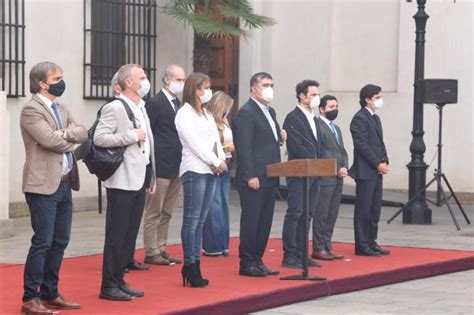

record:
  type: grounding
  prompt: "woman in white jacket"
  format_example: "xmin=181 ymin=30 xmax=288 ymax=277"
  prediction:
xmin=174 ymin=72 xmax=226 ymax=287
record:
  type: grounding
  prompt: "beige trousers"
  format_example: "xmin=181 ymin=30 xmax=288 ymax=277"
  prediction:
xmin=143 ymin=177 xmax=181 ymax=257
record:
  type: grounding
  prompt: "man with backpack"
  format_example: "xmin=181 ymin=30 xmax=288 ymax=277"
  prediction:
xmin=94 ymin=64 xmax=156 ymax=301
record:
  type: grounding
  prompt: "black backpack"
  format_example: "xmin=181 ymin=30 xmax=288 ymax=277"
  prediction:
xmin=75 ymin=98 xmax=137 ymax=181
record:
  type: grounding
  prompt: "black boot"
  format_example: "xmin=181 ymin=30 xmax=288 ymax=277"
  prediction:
xmin=181 ymin=263 xmax=206 ymax=288
xmin=196 ymin=260 xmax=209 ymax=286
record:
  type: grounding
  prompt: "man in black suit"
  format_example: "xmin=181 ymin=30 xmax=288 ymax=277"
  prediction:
xmin=312 ymin=95 xmax=348 ymax=261
xmin=281 ymin=80 xmax=322 ymax=269
xmin=143 ymin=65 xmax=185 ymax=265
xmin=349 ymin=84 xmax=390 ymax=256
xmin=233 ymin=72 xmax=287 ymax=277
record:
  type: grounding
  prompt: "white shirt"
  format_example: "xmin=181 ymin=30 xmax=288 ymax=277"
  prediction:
xmin=175 ymin=103 xmax=225 ymax=176
xmin=121 ymin=94 xmax=151 ymax=164
xmin=162 ymin=88 xmax=179 ymax=112
xmin=36 ymin=93 xmax=71 ymax=175
xmin=297 ymin=104 xmax=317 ymax=140
xmin=222 ymin=124 xmax=233 ymax=159
xmin=252 ymin=97 xmax=278 ymax=142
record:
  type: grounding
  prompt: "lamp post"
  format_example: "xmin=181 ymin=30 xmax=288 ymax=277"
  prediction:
xmin=405 ymin=0 xmax=432 ymax=224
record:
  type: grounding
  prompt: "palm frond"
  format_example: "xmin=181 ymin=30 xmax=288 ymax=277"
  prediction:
xmin=159 ymin=0 xmax=274 ymax=39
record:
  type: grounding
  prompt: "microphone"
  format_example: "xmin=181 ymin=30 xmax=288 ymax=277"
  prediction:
xmin=288 ymin=124 xmax=318 ymax=159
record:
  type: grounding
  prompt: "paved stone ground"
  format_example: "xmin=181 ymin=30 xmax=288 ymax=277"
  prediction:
xmin=1 ymin=188 xmax=473 ymax=314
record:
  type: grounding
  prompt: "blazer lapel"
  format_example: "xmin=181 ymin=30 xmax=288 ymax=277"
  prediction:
xmin=335 ymin=124 xmax=345 ymax=150
xmin=32 ymin=95 xmax=59 ymax=129
xmin=250 ymin=99 xmax=278 ymax=143
xmin=295 ymin=107 xmax=317 ymax=143
xmin=362 ymin=108 xmax=383 ymax=142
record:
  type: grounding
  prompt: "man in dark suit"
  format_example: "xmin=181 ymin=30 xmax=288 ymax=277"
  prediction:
xmin=233 ymin=72 xmax=287 ymax=277
xmin=143 ymin=65 xmax=185 ymax=266
xmin=312 ymin=95 xmax=349 ymax=261
xmin=20 ymin=62 xmax=87 ymax=314
xmin=281 ymin=80 xmax=322 ymax=269
xmin=349 ymin=84 xmax=390 ymax=256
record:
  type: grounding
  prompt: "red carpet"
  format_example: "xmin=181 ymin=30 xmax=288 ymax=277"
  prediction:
xmin=1 ymin=239 xmax=473 ymax=314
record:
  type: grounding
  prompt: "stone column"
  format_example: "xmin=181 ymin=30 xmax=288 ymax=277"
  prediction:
xmin=0 ymin=92 xmax=13 ymax=238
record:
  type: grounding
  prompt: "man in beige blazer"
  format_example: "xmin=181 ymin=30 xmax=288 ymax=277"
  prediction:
xmin=20 ymin=62 xmax=87 ymax=315
xmin=95 ymin=64 xmax=156 ymax=301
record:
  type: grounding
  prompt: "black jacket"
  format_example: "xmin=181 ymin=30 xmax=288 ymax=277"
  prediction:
xmin=145 ymin=90 xmax=182 ymax=179
xmin=233 ymin=98 xmax=282 ymax=187
xmin=283 ymin=106 xmax=322 ymax=161
xmin=349 ymin=107 xmax=388 ymax=180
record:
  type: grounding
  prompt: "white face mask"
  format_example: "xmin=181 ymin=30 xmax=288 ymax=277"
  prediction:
xmin=374 ymin=98 xmax=384 ymax=109
xmin=199 ymin=88 xmax=213 ymax=104
xmin=169 ymin=80 xmax=184 ymax=95
xmin=137 ymin=79 xmax=151 ymax=98
xmin=261 ymin=87 xmax=274 ymax=102
xmin=310 ymin=95 xmax=320 ymax=109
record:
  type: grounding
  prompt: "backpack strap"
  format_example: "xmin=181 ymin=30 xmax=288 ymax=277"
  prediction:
xmin=115 ymin=98 xmax=138 ymax=129
xmin=88 ymin=98 xmax=137 ymax=138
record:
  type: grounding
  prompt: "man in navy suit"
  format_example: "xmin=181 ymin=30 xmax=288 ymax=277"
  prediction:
xmin=143 ymin=65 xmax=185 ymax=265
xmin=281 ymin=80 xmax=322 ymax=269
xmin=233 ymin=72 xmax=287 ymax=277
xmin=349 ymin=84 xmax=390 ymax=256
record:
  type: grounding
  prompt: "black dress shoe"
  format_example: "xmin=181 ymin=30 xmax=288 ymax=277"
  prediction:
xmin=99 ymin=288 xmax=132 ymax=301
xmin=307 ymin=258 xmax=322 ymax=268
xmin=258 ymin=264 xmax=280 ymax=276
xmin=119 ymin=284 xmax=144 ymax=297
xmin=355 ymin=248 xmax=382 ymax=256
xmin=239 ymin=266 xmax=266 ymax=277
xmin=281 ymin=256 xmax=302 ymax=269
xmin=126 ymin=260 xmax=150 ymax=271
xmin=372 ymin=245 xmax=390 ymax=255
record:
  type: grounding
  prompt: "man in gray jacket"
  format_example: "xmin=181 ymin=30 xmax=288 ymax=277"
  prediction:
xmin=95 ymin=64 xmax=156 ymax=301
xmin=312 ymin=95 xmax=348 ymax=261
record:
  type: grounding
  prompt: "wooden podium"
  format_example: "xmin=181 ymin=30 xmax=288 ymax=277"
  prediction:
xmin=267 ymin=159 xmax=337 ymax=281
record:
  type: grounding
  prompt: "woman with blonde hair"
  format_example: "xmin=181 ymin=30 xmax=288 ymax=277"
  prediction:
xmin=175 ymin=73 xmax=227 ymax=287
xmin=202 ymin=91 xmax=235 ymax=257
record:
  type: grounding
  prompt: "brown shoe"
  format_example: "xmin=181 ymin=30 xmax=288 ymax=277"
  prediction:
xmin=144 ymin=254 xmax=172 ymax=265
xmin=328 ymin=249 xmax=344 ymax=259
xmin=311 ymin=250 xmax=334 ymax=260
xmin=161 ymin=251 xmax=182 ymax=264
xmin=42 ymin=295 xmax=80 ymax=310
xmin=21 ymin=299 xmax=53 ymax=314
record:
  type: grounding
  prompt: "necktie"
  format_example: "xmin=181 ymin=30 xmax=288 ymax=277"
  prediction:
xmin=51 ymin=103 xmax=73 ymax=169
xmin=172 ymin=98 xmax=180 ymax=112
xmin=329 ymin=121 xmax=340 ymax=145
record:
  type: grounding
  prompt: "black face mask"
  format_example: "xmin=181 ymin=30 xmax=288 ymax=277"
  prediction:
xmin=47 ymin=80 xmax=66 ymax=97
xmin=325 ymin=109 xmax=338 ymax=121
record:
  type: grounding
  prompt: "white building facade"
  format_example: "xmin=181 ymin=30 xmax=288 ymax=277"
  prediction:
xmin=1 ymin=0 xmax=472 ymax=236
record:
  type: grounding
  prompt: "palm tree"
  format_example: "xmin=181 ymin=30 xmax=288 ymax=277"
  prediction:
xmin=160 ymin=0 xmax=275 ymax=73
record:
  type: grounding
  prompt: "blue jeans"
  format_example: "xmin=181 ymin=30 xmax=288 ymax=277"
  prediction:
xmin=282 ymin=177 xmax=319 ymax=260
xmin=181 ymin=171 xmax=217 ymax=263
xmin=203 ymin=171 xmax=230 ymax=254
xmin=23 ymin=181 xmax=72 ymax=302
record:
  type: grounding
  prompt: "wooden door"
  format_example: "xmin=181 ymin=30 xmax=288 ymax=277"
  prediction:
xmin=208 ymin=36 xmax=240 ymax=105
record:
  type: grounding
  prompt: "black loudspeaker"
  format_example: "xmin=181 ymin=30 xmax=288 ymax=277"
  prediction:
xmin=417 ymin=79 xmax=458 ymax=104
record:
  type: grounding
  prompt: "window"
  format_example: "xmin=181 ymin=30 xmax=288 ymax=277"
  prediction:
xmin=83 ymin=0 xmax=157 ymax=100
xmin=0 ymin=0 xmax=26 ymax=98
